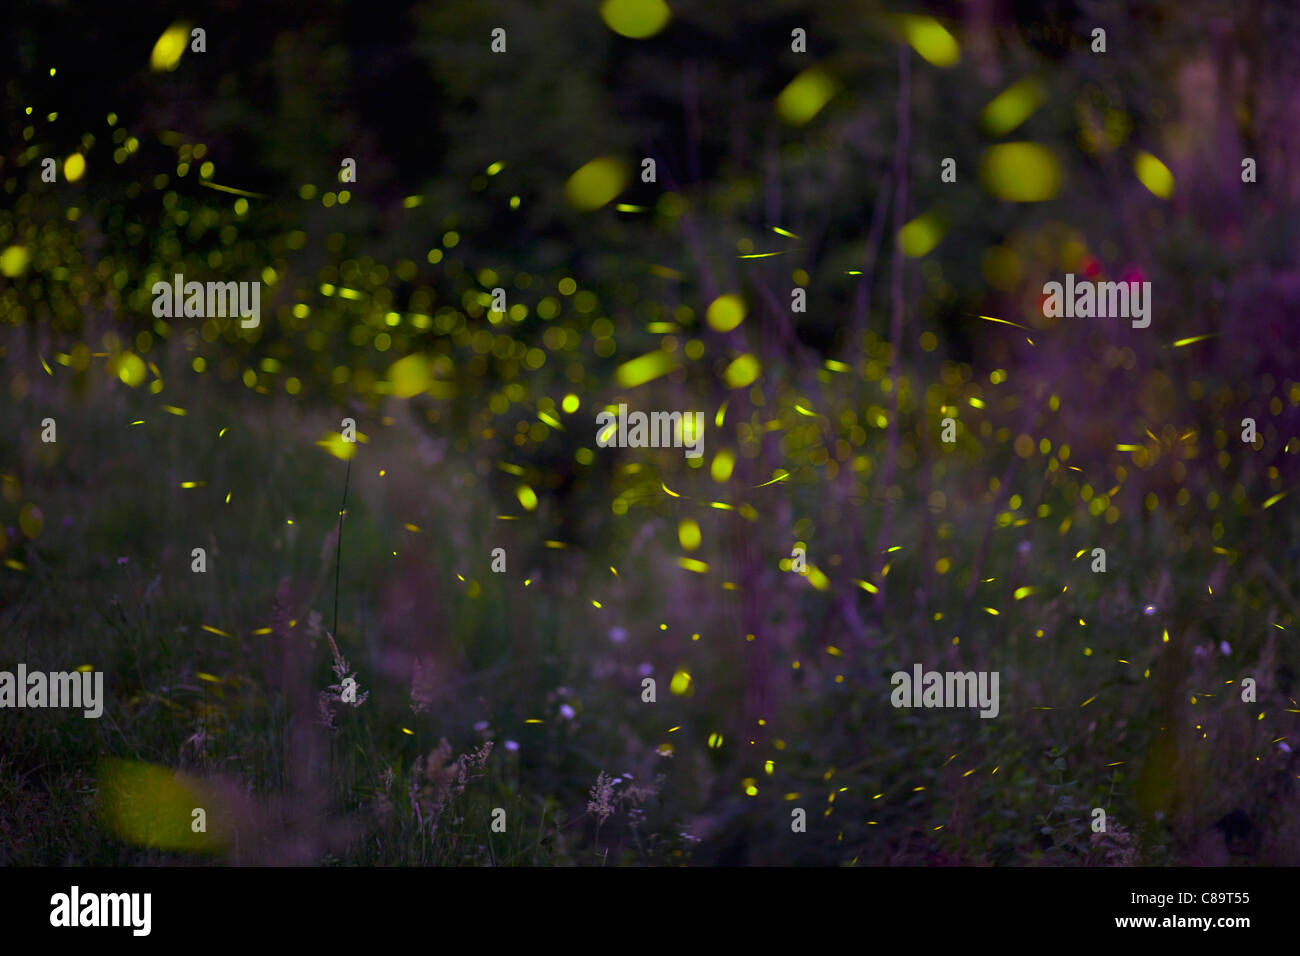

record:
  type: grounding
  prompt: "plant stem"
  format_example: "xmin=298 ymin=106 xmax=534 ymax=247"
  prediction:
xmin=333 ymin=454 xmax=352 ymax=641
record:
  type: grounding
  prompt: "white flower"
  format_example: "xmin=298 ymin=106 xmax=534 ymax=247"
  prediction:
xmin=1219 ymin=641 xmax=1231 ymax=656
xmin=560 ymin=703 xmax=576 ymax=720
xmin=609 ymin=626 xmax=628 ymax=644
xmin=505 ymin=739 xmax=519 ymax=752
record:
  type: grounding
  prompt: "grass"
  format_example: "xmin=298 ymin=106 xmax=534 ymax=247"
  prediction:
xmin=1 ymin=318 xmax=1298 ymax=867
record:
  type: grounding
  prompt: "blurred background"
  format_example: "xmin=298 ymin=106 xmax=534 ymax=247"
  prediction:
xmin=1 ymin=0 xmax=1299 ymax=865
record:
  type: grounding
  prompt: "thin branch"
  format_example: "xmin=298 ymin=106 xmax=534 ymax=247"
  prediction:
xmin=851 ymin=173 xmax=894 ymax=335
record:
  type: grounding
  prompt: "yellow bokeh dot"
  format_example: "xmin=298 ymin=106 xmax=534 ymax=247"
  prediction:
xmin=150 ymin=24 xmax=188 ymax=72
xmin=517 ymin=485 xmax=538 ymax=511
xmin=1134 ymin=151 xmax=1175 ymax=199
xmin=776 ymin=66 xmax=840 ymax=126
xmin=898 ymin=212 xmax=945 ymax=257
xmin=63 ymin=153 xmax=86 ymax=182
xmin=0 ymin=246 xmax=30 ymax=277
xmin=711 ymin=449 xmax=735 ymax=483
xmin=723 ymin=353 xmax=761 ymax=388
xmin=115 ymin=352 xmax=147 ymax=387
xmin=564 ymin=157 xmax=629 ymax=212
xmin=980 ymin=142 xmax=1061 ymax=202
xmin=899 ymin=15 xmax=960 ymax=67
xmin=600 ymin=0 xmax=671 ymax=39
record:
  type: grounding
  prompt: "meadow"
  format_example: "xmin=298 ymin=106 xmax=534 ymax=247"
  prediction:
xmin=2 ymin=0 xmax=1298 ymax=867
